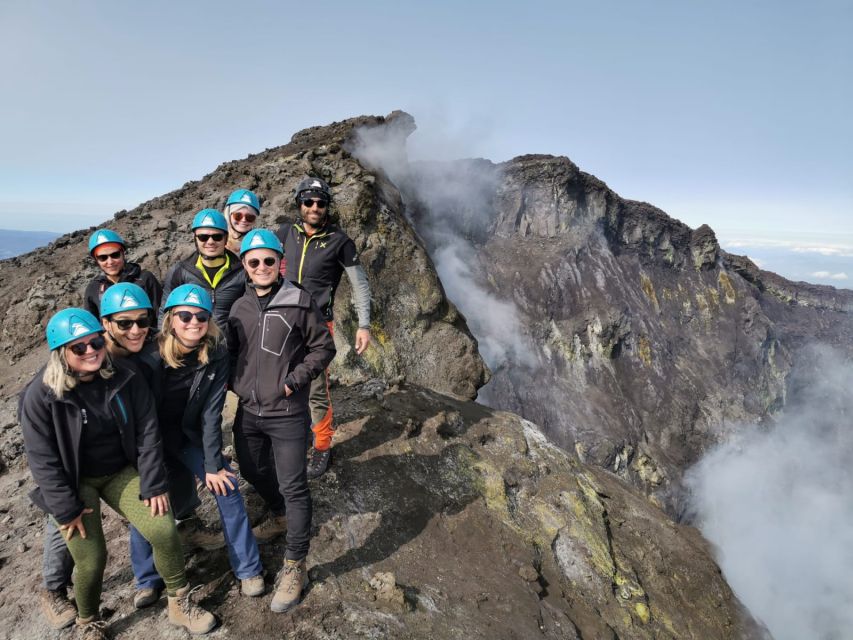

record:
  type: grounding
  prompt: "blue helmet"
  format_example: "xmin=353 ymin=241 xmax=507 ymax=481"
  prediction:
xmin=191 ymin=209 xmax=228 ymax=232
xmin=163 ymin=284 xmax=213 ymax=314
xmin=99 ymin=283 xmax=153 ymax=318
xmin=87 ymin=229 xmax=126 ymax=255
xmin=46 ymin=308 xmax=104 ymax=350
xmin=239 ymin=229 xmax=283 ymax=257
xmin=226 ymin=189 xmax=260 ymax=213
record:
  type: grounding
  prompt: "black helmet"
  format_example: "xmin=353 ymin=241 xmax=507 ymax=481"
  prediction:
xmin=294 ymin=177 xmax=331 ymax=203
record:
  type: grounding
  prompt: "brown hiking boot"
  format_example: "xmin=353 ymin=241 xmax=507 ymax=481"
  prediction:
xmin=75 ymin=616 xmax=110 ymax=640
xmin=178 ymin=519 xmax=225 ymax=552
xmin=168 ymin=585 xmax=216 ymax=635
xmin=270 ymin=558 xmax=308 ymax=612
xmin=252 ymin=514 xmax=287 ymax=543
xmin=133 ymin=586 xmax=161 ymax=609
xmin=40 ymin=587 xmax=76 ymax=630
xmin=240 ymin=573 xmax=265 ymax=597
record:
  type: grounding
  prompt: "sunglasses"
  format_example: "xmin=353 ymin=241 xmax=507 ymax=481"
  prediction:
xmin=231 ymin=211 xmax=257 ymax=223
xmin=195 ymin=233 xmax=225 ymax=243
xmin=67 ymin=335 xmax=106 ymax=356
xmin=300 ymin=198 xmax=328 ymax=209
xmin=95 ymin=251 xmax=123 ymax=262
xmin=111 ymin=317 xmax=151 ymax=330
xmin=174 ymin=310 xmax=210 ymax=324
xmin=246 ymin=256 xmax=278 ymax=269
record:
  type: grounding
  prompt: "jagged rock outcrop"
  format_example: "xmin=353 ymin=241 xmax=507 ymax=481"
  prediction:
xmin=0 ymin=111 xmax=487 ymax=400
xmin=398 ymin=145 xmax=853 ymax=515
xmin=0 ymin=383 xmax=768 ymax=639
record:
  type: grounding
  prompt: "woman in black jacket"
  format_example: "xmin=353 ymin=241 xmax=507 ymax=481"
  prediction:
xmin=153 ymin=284 xmax=264 ymax=597
xmin=19 ymin=308 xmax=215 ymax=639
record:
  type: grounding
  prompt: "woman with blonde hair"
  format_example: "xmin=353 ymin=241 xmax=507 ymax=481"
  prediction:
xmin=19 ymin=308 xmax=215 ymax=639
xmin=153 ymin=284 xmax=264 ymax=597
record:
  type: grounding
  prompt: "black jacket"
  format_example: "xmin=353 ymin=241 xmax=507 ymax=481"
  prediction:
xmin=83 ymin=262 xmax=163 ymax=318
xmin=144 ymin=343 xmax=230 ymax=474
xmin=159 ymin=250 xmax=246 ymax=329
xmin=18 ymin=360 xmax=168 ymax=524
xmin=275 ymin=221 xmax=363 ymax=322
xmin=227 ymin=279 xmax=336 ymax=418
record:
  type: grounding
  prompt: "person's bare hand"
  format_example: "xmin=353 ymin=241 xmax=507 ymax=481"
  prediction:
xmin=143 ymin=493 xmax=170 ymax=517
xmin=355 ymin=328 xmax=371 ymax=355
xmin=59 ymin=508 xmax=94 ymax=540
xmin=205 ymin=469 xmax=238 ymax=496
xmin=284 ymin=385 xmax=293 ymax=397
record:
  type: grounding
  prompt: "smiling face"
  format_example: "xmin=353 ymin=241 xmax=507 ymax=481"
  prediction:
xmin=194 ymin=227 xmax=226 ymax=259
xmin=170 ymin=305 xmax=209 ymax=347
xmin=298 ymin=192 xmax=329 ymax=229
xmin=229 ymin=205 xmax=257 ymax=234
xmin=103 ymin=309 xmax=150 ymax=353
xmin=64 ymin=334 xmax=106 ymax=374
xmin=242 ymin=248 xmax=280 ymax=289
xmin=93 ymin=243 xmax=126 ymax=278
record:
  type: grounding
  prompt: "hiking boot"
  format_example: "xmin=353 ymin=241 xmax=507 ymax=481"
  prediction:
xmin=168 ymin=585 xmax=216 ymax=635
xmin=252 ymin=514 xmax=287 ymax=543
xmin=40 ymin=587 xmax=76 ymax=630
xmin=240 ymin=574 xmax=265 ymax=597
xmin=178 ymin=519 xmax=225 ymax=552
xmin=133 ymin=586 xmax=161 ymax=609
xmin=75 ymin=616 xmax=110 ymax=640
xmin=270 ymin=558 xmax=308 ymax=613
xmin=306 ymin=447 xmax=332 ymax=479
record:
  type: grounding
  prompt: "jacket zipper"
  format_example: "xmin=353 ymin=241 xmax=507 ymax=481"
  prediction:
xmin=296 ymin=227 xmax=329 ymax=284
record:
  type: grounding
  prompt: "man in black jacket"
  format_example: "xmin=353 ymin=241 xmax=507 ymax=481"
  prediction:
xmin=159 ymin=209 xmax=246 ymax=329
xmin=227 ymin=229 xmax=335 ymax=613
xmin=275 ymin=177 xmax=372 ymax=479
xmin=83 ymin=229 xmax=162 ymax=318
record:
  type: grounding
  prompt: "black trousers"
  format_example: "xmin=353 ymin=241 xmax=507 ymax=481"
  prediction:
xmin=232 ymin=407 xmax=312 ymax=560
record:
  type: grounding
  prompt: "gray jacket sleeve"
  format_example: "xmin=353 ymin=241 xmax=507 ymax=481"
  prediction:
xmin=344 ymin=264 xmax=371 ymax=329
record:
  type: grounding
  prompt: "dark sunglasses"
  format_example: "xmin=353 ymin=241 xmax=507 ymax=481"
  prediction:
xmin=95 ymin=251 xmax=123 ymax=262
xmin=111 ymin=317 xmax=151 ymax=330
xmin=174 ymin=310 xmax=210 ymax=324
xmin=195 ymin=233 xmax=225 ymax=243
xmin=67 ymin=335 xmax=106 ymax=356
xmin=300 ymin=198 xmax=328 ymax=209
xmin=231 ymin=211 xmax=257 ymax=223
xmin=246 ymin=256 xmax=278 ymax=269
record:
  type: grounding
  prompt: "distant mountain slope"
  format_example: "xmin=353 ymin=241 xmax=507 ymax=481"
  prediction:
xmin=0 ymin=229 xmax=60 ymax=259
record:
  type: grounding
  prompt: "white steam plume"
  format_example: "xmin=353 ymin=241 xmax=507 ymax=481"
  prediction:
xmin=686 ymin=344 xmax=853 ymax=640
xmin=351 ymin=120 xmax=538 ymax=373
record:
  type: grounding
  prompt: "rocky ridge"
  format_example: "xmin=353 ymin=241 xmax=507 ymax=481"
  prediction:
xmin=0 ymin=382 xmax=768 ymax=639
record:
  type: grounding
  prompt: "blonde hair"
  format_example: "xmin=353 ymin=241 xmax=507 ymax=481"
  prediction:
xmin=158 ymin=309 xmax=222 ymax=368
xmin=42 ymin=346 xmax=115 ymax=399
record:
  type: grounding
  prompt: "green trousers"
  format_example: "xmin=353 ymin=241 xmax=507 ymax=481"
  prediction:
xmin=55 ymin=466 xmax=186 ymax=618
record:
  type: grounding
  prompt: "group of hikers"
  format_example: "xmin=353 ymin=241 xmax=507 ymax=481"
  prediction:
xmin=18 ymin=177 xmax=373 ymax=639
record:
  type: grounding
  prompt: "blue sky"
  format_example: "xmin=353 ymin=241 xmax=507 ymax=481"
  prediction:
xmin=0 ymin=0 xmax=850 ymax=285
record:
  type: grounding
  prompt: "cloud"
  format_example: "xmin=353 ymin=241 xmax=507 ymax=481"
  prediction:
xmin=811 ymin=271 xmax=849 ymax=280
xmin=686 ymin=345 xmax=853 ymax=640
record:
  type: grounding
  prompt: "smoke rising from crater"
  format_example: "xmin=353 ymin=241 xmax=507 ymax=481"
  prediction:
xmin=351 ymin=121 xmax=538 ymax=374
xmin=687 ymin=344 xmax=853 ymax=640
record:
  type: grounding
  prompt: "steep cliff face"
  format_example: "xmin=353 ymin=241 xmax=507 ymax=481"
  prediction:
xmin=401 ymin=150 xmax=853 ymax=515
xmin=0 ymin=112 xmax=487 ymax=400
